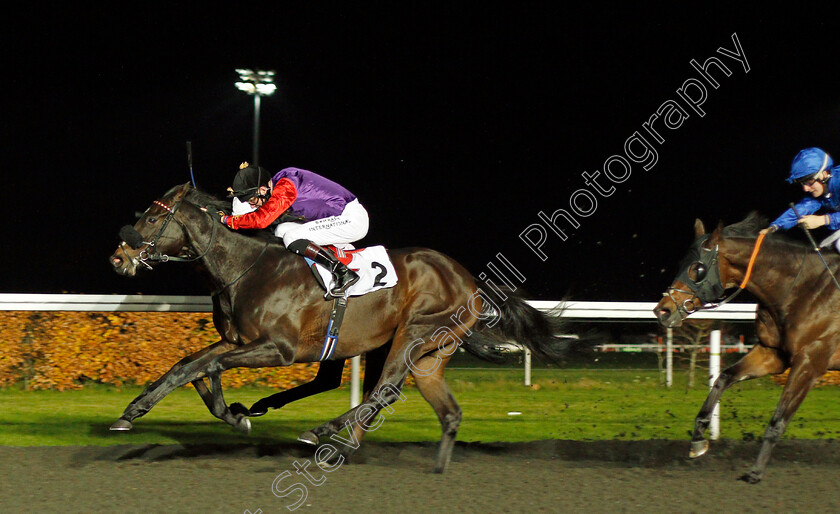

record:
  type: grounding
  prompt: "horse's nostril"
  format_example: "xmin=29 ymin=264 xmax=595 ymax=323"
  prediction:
xmin=658 ymin=308 xmax=671 ymax=319
xmin=112 ymin=256 xmax=123 ymax=268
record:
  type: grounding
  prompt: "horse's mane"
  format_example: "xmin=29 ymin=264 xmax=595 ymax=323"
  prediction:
xmin=181 ymin=186 xmax=288 ymax=244
xmin=721 ymin=211 xmax=767 ymax=238
xmin=182 ymin=187 xmax=231 ymax=214
xmin=722 ymin=211 xmax=835 ymax=259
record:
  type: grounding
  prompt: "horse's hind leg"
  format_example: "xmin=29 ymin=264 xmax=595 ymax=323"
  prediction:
xmin=247 ymin=359 xmax=347 ymax=417
xmin=689 ymin=343 xmax=786 ymax=458
xmin=361 ymin=341 xmax=390 ymax=399
xmin=741 ymin=352 xmax=827 ymax=483
xmin=300 ymin=336 xmax=422 ymax=457
xmin=301 ymin=375 xmax=408 ymax=459
xmin=303 ymin=323 xmax=467 ymax=471
xmin=411 ymin=352 xmax=460 ymax=473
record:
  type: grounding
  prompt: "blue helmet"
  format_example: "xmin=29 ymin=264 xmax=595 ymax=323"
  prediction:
xmin=787 ymin=147 xmax=833 ymax=183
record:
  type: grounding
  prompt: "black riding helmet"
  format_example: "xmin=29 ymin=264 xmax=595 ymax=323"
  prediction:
xmin=228 ymin=163 xmax=272 ymax=202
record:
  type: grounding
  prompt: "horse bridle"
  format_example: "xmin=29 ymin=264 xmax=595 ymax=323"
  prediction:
xmin=120 ymin=191 xmax=270 ymax=295
xmin=664 ymin=233 xmax=769 ymax=319
xmin=120 ymin=194 xmax=216 ymax=270
xmin=663 ymin=235 xmax=731 ymax=318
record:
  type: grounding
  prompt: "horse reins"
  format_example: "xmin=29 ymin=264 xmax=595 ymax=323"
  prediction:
xmin=134 ymin=197 xmax=217 ymax=267
xmin=210 ymin=241 xmax=270 ymax=297
xmin=124 ymin=191 xmax=270 ymax=295
xmin=667 ymin=232 xmax=766 ymax=317
xmin=710 ymin=231 xmax=766 ymax=308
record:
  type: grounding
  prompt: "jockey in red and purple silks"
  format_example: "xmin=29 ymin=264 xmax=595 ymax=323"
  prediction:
xmin=222 ymin=163 xmax=369 ymax=297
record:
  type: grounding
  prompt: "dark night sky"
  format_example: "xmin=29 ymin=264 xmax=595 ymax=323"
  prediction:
xmin=3 ymin=6 xmax=839 ymax=302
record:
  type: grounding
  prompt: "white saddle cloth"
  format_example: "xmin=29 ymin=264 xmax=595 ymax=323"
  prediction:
xmin=315 ymin=245 xmax=398 ymax=297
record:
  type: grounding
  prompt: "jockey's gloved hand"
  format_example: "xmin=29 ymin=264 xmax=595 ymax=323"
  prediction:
xmin=799 ymin=214 xmax=829 ymax=230
xmin=217 ymin=211 xmax=228 ymax=224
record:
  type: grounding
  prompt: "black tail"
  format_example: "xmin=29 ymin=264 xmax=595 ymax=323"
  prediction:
xmin=461 ymin=287 xmax=592 ymax=364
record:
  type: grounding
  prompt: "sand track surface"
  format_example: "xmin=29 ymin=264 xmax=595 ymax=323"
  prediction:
xmin=2 ymin=440 xmax=839 ymax=512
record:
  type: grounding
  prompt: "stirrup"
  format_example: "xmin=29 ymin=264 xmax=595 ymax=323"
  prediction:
xmin=325 ymin=289 xmax=346 ymax=300
xmin=325 ymin=271 xmax=359 ymax=299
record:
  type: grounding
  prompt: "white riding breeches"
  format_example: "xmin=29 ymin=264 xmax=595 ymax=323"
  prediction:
xmin=819 ymin=229 xmax=840 ymax=253
xmin=274 ymin=199 xmax=370 ymax=247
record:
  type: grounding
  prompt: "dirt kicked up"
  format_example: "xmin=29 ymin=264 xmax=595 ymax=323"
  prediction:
xmin=1 ymin=439 xmax=839 ymax=512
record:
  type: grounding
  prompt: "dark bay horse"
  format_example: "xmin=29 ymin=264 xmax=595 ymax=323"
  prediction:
xmin=109 ymin=183 xmax=577 ymax=473
xmin=655 ymin=212 xmax=840 ymax=483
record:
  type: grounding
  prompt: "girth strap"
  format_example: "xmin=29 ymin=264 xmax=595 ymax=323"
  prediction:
xmin=319 ymin=295 xmax=348 ymax=361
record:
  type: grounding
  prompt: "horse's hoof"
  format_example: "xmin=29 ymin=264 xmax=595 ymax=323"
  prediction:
xmin=229 ymin=402 xmax=251 ymax=417
xmin=235 ymin=416 xmax=252 ymax=435
xmin=297 ymin=431 xmax=319 ymax=446
xmin=689 ymin=439 xmax=709 ymax=459
xmin=110 ymin=419 xmax=133 ymax=431
xmin=248 ymin=399 xmax=272 ymax=417
xmin=247 ymin=404 xmax=268 ymax=418
xmin=316 ymin=450 xmax=348 ymax=470
xmin=738 ymin=471 xmax=762 ymax=484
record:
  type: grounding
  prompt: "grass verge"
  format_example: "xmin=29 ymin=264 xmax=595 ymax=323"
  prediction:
xmin=1 ymin=368 xmax=839 ymax=446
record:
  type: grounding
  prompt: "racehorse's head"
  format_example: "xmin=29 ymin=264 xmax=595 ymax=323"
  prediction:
xmin=110 ymin=183 xmax=194 ymax=277
xmin=654 ymin=219 xmax=732 ymax=328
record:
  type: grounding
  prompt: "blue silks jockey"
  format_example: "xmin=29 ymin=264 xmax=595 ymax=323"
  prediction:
xmin=762 ymin=147 xmax=840 ymax=251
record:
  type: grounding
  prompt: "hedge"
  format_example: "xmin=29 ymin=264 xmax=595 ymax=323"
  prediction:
xmin=0 ymin=311 xmax=346 ymax=391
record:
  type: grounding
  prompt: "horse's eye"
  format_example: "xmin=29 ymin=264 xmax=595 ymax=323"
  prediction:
xmin=688 ymin=262 xmax=707 ymax=282
xmin=147 ymin=217 xmax=158 ymax=224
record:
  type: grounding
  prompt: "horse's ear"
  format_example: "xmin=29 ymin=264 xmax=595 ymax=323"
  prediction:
xmin=694 ymin=219 xmax=706 ymax=238
xmin=175 ymin=182 xmax=192 ymax=199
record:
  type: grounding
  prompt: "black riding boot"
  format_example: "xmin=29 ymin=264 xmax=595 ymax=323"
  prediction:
xmin=287 ymin=239 xmax=359 ymax=298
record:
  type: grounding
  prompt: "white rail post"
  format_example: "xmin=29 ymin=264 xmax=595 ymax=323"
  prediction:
xmin=524 ymin=348 xmax=532 ymax=386
xmin=350 ymin=355 xmax=361 ymax=408
xmin=666 ymin=328 xmax=673 ymax=388
xmin=709 ymin=329 xmax=721 ymax=440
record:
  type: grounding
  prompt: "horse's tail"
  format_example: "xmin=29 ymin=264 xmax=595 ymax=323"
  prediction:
xmin=461 ymin=286 xmax=594 ymax=364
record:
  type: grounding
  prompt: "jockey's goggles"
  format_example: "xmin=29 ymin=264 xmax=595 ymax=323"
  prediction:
xmin=795 ymin=173 xmax=821 ymax=187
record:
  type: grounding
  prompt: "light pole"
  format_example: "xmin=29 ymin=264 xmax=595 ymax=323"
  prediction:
xmin=235 ymin=68 xmax=276 ymax=167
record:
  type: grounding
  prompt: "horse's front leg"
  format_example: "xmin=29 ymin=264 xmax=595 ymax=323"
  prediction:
xmin=110 ymin=340 xmax=236 ymax=431
xmin=740 ymin=351 xmax=826 ymax=483
xmin=111 ymin=337 xmax=297 ymax=431
xmin=690 ymin=344 xmax=786 ymax=458
xmin=191 ymin=373 xmax=252 ymax=434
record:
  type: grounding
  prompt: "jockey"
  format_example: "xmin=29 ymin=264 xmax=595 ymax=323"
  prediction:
xmin=221 ymin=162 xmax=369 ymax=297
xmin=761 ymin=147 xmax=840 ymax=250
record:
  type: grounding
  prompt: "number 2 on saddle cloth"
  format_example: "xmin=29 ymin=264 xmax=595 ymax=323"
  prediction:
xmin=306 ymin=245 xmax=398 ymax=360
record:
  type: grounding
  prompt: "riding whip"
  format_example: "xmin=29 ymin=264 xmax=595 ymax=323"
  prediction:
xmin=186 ymin=141 xmax=197 ymax=188
xmin=790 ymin=203 xmax=840 ymax=293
